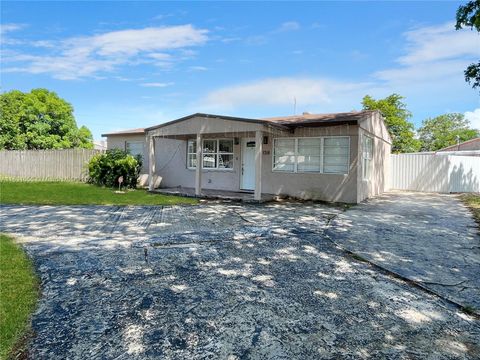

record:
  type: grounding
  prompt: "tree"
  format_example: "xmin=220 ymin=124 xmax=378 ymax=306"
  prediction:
xmin=362 ymin=94 xmax=420 ymax=153
xmin=417 ymin=113 xmax=479 ymax=151
xmin=455 ymin=0 xmax=480 ymax=90
xmin=0 ymin=88 xmax=93 ymax=150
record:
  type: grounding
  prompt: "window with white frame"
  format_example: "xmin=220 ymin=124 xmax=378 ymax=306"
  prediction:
xmin=323 ymin=137 xmax=350 ymax=174
xmin=273 ymin=137 xmax=350 ymax=174
xmin=217 ymin=139 xmax=234 ymax=169
xmin=126 ymin=141 xmax=144 ymax=159
xmin=187 ymin=139 xmax=197 ymax=168
xmin=273 ymin=138 xmax=295 ymax=172
xmin=362 ymin=135 xmax=373 ymax=180
xmin=203 ymin=139 xmax=217 ymax=168
xmin=297 ymin=138 xmax=322 ymax=172
xmin=187 ymin=139 xmax=234 ymax=170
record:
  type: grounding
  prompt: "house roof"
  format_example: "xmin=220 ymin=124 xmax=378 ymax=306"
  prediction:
xmin=437 ymin=137 xmax=480 ymax=152
xmin=144 ymin=113 xmax=288 ymax=132
xmin=103 ymin=110 xmax=378 ymax=137
xmin=101 ymin=128 xmax=145 ymax=136
xmin=262 ymin=110 xmax=376 ymax=126
xmin=144 ymin=110 xmax=376 ymax=132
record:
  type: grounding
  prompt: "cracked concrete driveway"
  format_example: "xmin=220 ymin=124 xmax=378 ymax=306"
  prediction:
xmin=327 ymin=191 xmax=480 ymax=313
xmin=1 ymin=201 xmax=479 ymax=359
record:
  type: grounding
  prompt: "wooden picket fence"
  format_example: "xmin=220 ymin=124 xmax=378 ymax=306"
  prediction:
xmin=0 ymin=149 xmax=103 ymax=181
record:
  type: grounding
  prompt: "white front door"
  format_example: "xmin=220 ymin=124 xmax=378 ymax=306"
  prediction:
xmin=241 ymin=138 xmax=256 ymax=190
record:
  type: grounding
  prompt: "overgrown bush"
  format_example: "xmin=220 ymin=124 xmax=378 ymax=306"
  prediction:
xmin=88 ymin=149 xmax=142 ymax=188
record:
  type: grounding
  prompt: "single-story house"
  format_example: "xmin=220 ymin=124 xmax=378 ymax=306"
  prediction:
xmin=102 ymin=110 xmax=392 ymax=203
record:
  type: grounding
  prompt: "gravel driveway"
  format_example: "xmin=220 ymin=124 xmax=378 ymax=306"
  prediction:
xmin=1 ymin=201 xmax=479 ymax=359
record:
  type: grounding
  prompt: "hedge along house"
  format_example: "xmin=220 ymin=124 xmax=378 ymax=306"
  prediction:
xmin=102 ymin=110 xmax=392 ymax=203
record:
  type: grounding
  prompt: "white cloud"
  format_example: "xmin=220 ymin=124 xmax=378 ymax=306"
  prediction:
xmin=189 ymin=65 xmax=208 ymax=71
xmin=199 ymin=22 xmax=478 ymax=115
xmin=276 ymin=21 xmax=300 ymax=32
xmin=0 ymin=23 xmax=25 ymax=35
xmin=200 ymin=77 xmax=372 ymax=111
xmin=0 ymin=24 xmax=27 ymax=46
xmin=140 ymin=82 xmax=174 ymax=87
xmin=375 ymin=21 xmax=479 ymax=86
xmin=221 ymin=37 xmax=241 ymax=43
xmin=3 ymin=25 xmax=208 ymax=80
xmin=465 ymin=108 xmax=480 ymax=131
xmin=147 ymin=53 xmax=172 ymax=60
xmin=83 ymin=26 xmax=207 ymax=56
xmin=114 ymin=76 xmax=145 ymax=82
xmin=399 ymin=22 xmax=478 ymax=65
xmin=31 ymin=40 xmax=56 ymax=48
xmin=375 ymin=59 xmax=471 ymax=84
xmin=152 ymin=13 xmax=173 ymax=21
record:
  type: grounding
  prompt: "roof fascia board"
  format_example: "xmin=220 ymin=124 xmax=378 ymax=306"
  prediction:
xmin=145 ymin=113 xmax=289 ymax=133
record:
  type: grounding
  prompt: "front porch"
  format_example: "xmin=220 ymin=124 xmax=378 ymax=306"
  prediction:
xmin=145 ymin=113 xmax=290 ymax=201
xmin=154 ymin=187 xmax=276 ymax=203
xmin=148 ymin=130 xmax=266 ymax=200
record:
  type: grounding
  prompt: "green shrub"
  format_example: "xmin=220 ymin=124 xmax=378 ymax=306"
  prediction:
xmin=88 ymin=149 xmax=142 ymax=188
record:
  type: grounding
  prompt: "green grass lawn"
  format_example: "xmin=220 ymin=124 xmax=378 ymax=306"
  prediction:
xmin=0 ymin=181 xmax=198 ymax=206
xmin=461 ymin=194 xmax=480 ymax=230
xmin=0 ymin=234 xmax=39 ymax=360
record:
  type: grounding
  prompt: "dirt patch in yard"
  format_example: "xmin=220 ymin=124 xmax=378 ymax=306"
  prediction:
xmin=461 ymin=194 xmax=480 ymax=233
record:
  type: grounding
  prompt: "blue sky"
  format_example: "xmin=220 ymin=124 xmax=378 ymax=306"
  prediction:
xmin=2 ymin=1 xmax=479 ymax=140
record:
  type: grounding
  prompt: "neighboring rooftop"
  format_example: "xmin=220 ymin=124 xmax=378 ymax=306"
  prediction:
xmin=101 ymin=128 xmax=145 ymax=136
xmin=437 ymin=137 xmax=480 ymax=152
xmin=93 ymin=140 xmax=107 ymax=150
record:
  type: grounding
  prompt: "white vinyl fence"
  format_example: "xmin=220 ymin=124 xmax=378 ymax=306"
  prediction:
xmin=0 ymin=149 xmax=103 ymax=181
xmin=390 ymin=153 xmax=480 ymax=193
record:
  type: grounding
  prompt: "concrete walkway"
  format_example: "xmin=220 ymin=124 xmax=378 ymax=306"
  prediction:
xmin=327 ymin=191 xmax=480 ymax=313
xmin=1 ymin=201 xmax=479 ymax=359
xmin=154 ymin=187 xmax=275 ymax=202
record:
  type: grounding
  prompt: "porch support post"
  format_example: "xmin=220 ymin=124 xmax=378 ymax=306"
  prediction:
xmin=148 ymin=135 xmax=156 ymax=191
xmin=195 ymin=133 xmax=202 ymax=196
xmin=254 ymin=130 xmax=263 ymax=201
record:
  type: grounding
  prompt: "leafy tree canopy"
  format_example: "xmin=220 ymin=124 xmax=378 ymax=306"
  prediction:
xmin=417 ymin=113 xmax=479 ymax=151
xmin=362 ymin=94 xmax=420 ymax=153
xmin=456 ymin=0 xmax=480 ymax=31
xmin=455 ymin=0 xmax=480 ymax=90
xmin=0 ymin=88 xmax=93 ymax=150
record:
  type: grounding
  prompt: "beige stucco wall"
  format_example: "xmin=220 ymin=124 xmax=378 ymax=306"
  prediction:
xmin=155 ymin=126 xmax=358 ymax=203
xmin=146 ymin=115 xmax=288 ymax=192
xmin=357 ymin=112 xmax=392 ymax=202
xmin=261 ymin=124 xmax=360 ymax=203
xmin=106 ymin=126 xmax=362 ymax=203
xmin=106 ymin=113 xmax=391 ymax=204
xmin=359 ymin=111 xmax=392 ymax=144
xmin=152 ymin=126 xmax=360 ymax=203
xmin=106 ymin=134 xmax=149 ymax=172
xmin=153 ymin=135 xmax=242 ymax=191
